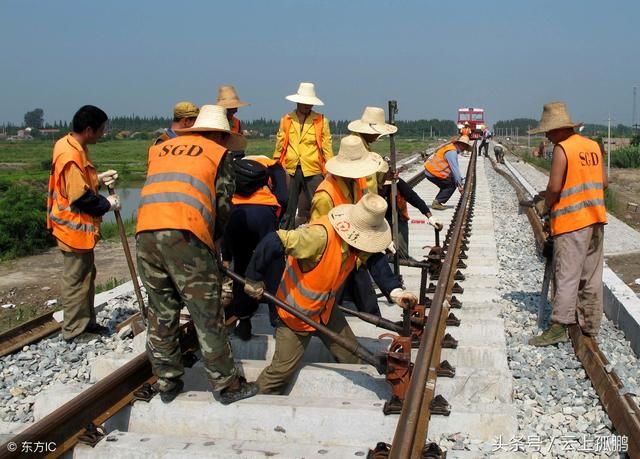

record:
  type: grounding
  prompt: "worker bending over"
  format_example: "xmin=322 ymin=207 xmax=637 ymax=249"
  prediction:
xmin=423 ymin=136 xmax=471 ymax=210
xmin=244 ymin=194 xmax=418 ymax=394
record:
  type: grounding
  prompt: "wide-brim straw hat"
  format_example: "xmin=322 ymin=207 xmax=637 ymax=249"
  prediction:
xmin=217 ymin=85 xmax=250 ymax=109
xmin=329 ymin=193 xmax=392 ymax=253
xmin=325 ymin=135 xmax=382 ymax=178
xmin=348 ymin=106 xmax=398 ymax=136
xmin=285 ymin=82 xmax=324 ymax=106
xmin=454 ymin=135 xmax=472 ymax=149
xmin=528 ymin=102 xmax=582 ymax=134
xmin=175 ymin=105 xmax=233 ymax=133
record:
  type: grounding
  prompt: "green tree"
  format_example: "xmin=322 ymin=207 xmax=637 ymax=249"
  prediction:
xmin=24 ymin=108 xmax=44 ymax=129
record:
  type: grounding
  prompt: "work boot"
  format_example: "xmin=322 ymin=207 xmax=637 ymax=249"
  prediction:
xmin=85 ymin=323 xmax=110 ymax=336
xmin=160 ymin=379 xmax=184 ymax=404
xmin=64 ymin=332 xmax=101 ymax=344
xmin=528 ymin=323 xmax=568 ymax=347
xmin=218 ymin=377 xmax=258 ymax=405
xmin=234 ymin=319 xmax=252 ymax=341
xmin=431 ymin=200 xmax=447 ymax=211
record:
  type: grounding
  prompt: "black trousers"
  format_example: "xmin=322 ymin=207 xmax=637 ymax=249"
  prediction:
xmin=336 ymin=265 xmax=381 ymax=316
xmin=280 ymin=165 xmax=323 ymax=229
xmin=479 ymin=140 xmax=489 ymax=157
xmin=426 ymin=174 xmax=457 ymax=204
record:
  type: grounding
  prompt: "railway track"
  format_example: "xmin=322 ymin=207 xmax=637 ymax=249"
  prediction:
xmin=0 ymin=312 xmax=60 ymax=358
xmin=1 ymin=142 xmax=639 ymax=457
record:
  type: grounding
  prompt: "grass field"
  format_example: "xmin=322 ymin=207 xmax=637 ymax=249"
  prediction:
xmin=0 ymin=135 xmax=439 ymax=185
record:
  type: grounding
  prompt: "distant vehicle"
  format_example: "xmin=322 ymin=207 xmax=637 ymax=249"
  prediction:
xmin=457 ymin=108 xmax=486 ymax=140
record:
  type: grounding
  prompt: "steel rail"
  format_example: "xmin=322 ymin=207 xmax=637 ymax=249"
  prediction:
xmin=0 ymin=323 xmax=197 ymax=459
xmin=0 ymin=312 xmax=60 ymax=357
xmin=389 ymin=145 xmax=477 ymax=458
xmin=491 ymin=151 xmax=640 ymax=458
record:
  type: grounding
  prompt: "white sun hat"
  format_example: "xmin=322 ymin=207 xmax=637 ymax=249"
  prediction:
xmin=175 ymin=105 xmax=232 ymax=133
xmin=348 ymin=106 xmax=398 ymax=136
xmin=325 ymin=135 xmax=382 ymax=178
xmin=329 ymin=193 xmax=392 ymax=253
xmin=285 ymin=82 xmax=324 ymax=106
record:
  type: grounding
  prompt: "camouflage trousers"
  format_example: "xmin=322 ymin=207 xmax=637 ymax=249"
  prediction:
xmin=136 ymin=230 xmax=238 ymax=392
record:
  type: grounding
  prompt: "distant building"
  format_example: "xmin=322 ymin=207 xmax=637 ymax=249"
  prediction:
xmin=602 ymin=137 xmax=631 ymax=151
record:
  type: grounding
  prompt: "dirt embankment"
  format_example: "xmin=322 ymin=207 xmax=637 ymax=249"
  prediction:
xmin=0 ymin=238 xmax=135 ymax=333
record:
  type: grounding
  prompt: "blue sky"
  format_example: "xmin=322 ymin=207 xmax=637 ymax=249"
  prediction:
xmin=1 ymin=0 xmax=639 ymax=126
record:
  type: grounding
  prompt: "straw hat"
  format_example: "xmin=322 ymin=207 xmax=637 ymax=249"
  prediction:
xmin=454 ymin=135 xmax=472 ymax=150
xmin=175 ymin=105 xmax=232 ymax=133
xmin=329 ymin=193 xmax=392 ymax=253
xmin=285 ymin=82 xmax=324 ymax=106
xmin=173 ymin=101 xmax=199 ymax=120
xmin=216 ymin=85 xmax=250 ymax=109
xmin=348 ymin=107 xmax=398 ymax=136
xmin=325 ymin=135 xmax=382 ymax=178
xmin=528 ymin=102 xmax=582 ymax=134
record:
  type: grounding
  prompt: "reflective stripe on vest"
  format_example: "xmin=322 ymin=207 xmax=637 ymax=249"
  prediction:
xmin=550 ymin=134 xmax=608 ymax=236
xmin=275 ymin=216 xmax=357 ymax=332
xmin=424 ymin=143 xmax=453 ymax=179
xmin=136 ymin=134 xmax=224 ymax=249
xmin=47 ymin=135 xmax=100 ymax=250
xmin=316 ymin=174 xmax=368 ymax=209
xmin=277 ymin=113 xmax=326 ymax=174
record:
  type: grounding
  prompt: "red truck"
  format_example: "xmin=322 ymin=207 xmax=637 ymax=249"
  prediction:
xmin=457 ymin=107 xmax=486 ymax=140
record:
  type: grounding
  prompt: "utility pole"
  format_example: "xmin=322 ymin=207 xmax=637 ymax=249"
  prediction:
xmin=607 ymin=114 xmax=611 ymax=177
xmin=633 ymin=86 xmax=637 ymax=133
xmin=528 ymin=125 xmax=531 ymax=148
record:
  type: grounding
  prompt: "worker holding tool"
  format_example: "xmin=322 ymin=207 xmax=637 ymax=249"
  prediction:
xmin=377 ymin=159 xmax=441 ymax=260
xmin=135 ymin=105 xmax=257 ymax=404
xmin=423 ymin=136 xmax=471 ymax=210
xmin=47 ymin=105 xmax=120 ymax=343
xmin=153 ymin=101 xmax=199 ymax=145
xmin=243 ymin=193 xmax=418 ymax=394
xmin=221 ymin=155 xmax=287 ymax=340
xmin=309 ymin=135 xmax=386 ymax=316
xmin=274 ymin=82 xmax=333 ymax=229
xmin=527 ymin=102 xmax=608 ymax=346
xmin=216 ymin=85 xmax=249 ymax=159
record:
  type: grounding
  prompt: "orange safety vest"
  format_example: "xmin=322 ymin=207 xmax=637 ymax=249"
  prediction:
xmin=136 ymin=134 xmax=226 ymax=250
xmin=47 ymin=134 xmax=100 ymax=250
xmin=424 ymin=143 xmax=454 ymax=179
xmin=397 ymin=194 xmax=409 ymax=221
xmin=276 ymin=216 xmax=357 ymax=332
xmin=231 ymin=116 xmax=241 ymax=134
xmin=232 ymin=187 xmax=281 ymax=216
xmin=550 ymin=134 xmax=608 ymax=236
xmin=315 ymin=174 xmax=369 ymax=208
xmin=277 ymin=113 xmax=326 ymax=174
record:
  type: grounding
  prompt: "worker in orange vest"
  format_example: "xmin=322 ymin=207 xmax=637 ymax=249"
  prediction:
xmin=377 ymin=159 xmax=441 ymax=260
xmin=309 ymin=135 xmax=385 ymax=316
xmin=423 ymin=136 xmax=471 ymax=210
xmin=528 ymin=102 xmax=608 ymax=346
xmin=153 ymin=101 xmax=199 ymax=145
xmin=216 ymin=85 xmax=249 ymax=159
xmin=274 ymin=82 xmax=333 ymax=229
xmin=221 ymin=155 xmax=287 ymax=340
xmin=460 ymin=122 xmax=472 ymax=137
xmin=136 ymin=105 xmax=256 ymax=405
xmin=47 ymin=105 xmax=121 ymax=342
xmin=243 ymin=194 xmax=418 ymax=394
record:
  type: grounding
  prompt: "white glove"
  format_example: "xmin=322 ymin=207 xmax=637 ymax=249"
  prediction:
xmin=244 ymin=280 xmax=265 ymax=300
xmin=387 ymin=240 xmax=397 ymax=255
xmin=106 ymin=194 xmax=121 ymax=212
xmin=389 ymin=288 xmax=418 ymax=309
xmin=98 ymin=170 xmax=119 ymax=187
xmin=427 ymin=216 xmax=443 ymax=231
